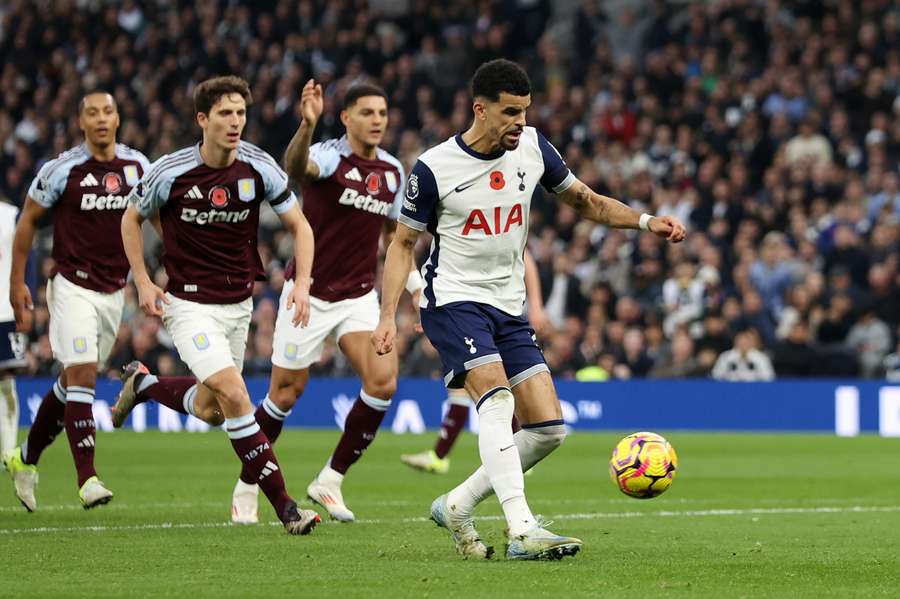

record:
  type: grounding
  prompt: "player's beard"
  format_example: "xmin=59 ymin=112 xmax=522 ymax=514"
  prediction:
xmin=499 ymin=127 xmax=523 ymax=151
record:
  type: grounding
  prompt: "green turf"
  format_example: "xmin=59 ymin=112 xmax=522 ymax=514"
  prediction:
xmin=2 ymin=430 xmax=899 ymax=598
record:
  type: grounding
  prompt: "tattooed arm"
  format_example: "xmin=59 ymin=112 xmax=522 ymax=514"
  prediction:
xmin=556 ymin=178 xmax=686 ymax=242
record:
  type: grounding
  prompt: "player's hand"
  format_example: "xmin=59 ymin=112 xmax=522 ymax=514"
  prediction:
xmin=11 ymin=282 xmax=33 ymax=332
xmin=649 ymin=215 xmax=686 ymax=243
xmin=136 ymin=279 xmax=169 ymax=317
xmin=300 ymin=79 xmax=323 ymax=125
xmin=371 ymin=318 xmax=397 ymax=355
xmin=286 ymin=279 xmax=311 ymax=328
xmin=528 ymin=303 xmax=552 ymax=337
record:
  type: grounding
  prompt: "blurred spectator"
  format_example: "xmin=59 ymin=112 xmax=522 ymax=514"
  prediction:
xmin=0 ymin=0 xmax=897 ymax=381
xmin=711 ymin=329 xmax=775 ymax=382
xmin=650 ymin=331 xmax=701 ymax=378
xmin=661 ymin=261 xmax=704 ymax=336
xmin=883 ymin=330 xmax=900 ymax=382
xmin=749 ymin=232 xmax=797 ymax=319
xmin=784 ymin=116 xmax=833 ymax=166
xmin=773 ymin=319 xmax=820 ymax=377
xmin=846 ymin=303 xmax=892 ymax=377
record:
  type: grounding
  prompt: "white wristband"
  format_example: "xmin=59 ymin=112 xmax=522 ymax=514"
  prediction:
xmin=639 ymin=213 xmax=653 ymax=232
xmin=405 ymin=269 xmax=425 ymax=294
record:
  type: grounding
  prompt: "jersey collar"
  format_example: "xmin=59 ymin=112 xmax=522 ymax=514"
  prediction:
xmin=454 ymin=134 xmax=505 ymax=161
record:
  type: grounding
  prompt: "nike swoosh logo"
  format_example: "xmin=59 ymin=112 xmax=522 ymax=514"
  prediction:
xmin=499 ymin=445 xmax=515 ymax=452
xmin=454 ymin=182 xmax=476 ymax=193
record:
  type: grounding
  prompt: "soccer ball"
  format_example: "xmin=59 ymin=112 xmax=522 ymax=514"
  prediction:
xmin=609 ymin=432 xmax=677 ymax=499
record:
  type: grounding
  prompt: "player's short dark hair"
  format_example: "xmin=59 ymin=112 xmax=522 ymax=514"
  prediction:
xmin=78 ymin=90 xmax=117 ymax=114
xmin=471 ymin=59 xmax=531 ymax=102
xmin=342 ymin=84 xmax=388 ymax=110
xmin=193 ymin=76 xmax=253 ymax=115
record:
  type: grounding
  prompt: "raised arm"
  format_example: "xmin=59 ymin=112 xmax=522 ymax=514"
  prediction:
xmin=372 ymin=222 xmax=421 ymax=355
xmin=556 ymin=177 xmax=685 ymax=242
xmin=277 ymin=203 xmax=314 ymax=327
xmin=10 ymin=197 xmax=47 ymax=331
xmin=283 ymin=79 xmax=323 ymax=185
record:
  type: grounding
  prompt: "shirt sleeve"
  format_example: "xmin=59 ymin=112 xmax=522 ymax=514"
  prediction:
xmin=536 ymin=130 xmax=575 ymax=193
xmin=27 ymin=159 xmax=71 ymax=208
xmin=128 ymin=156 xmax=175 ymax=217
xmin=387 ymin=163 xmax=406 ymax=221
xmin=398 ymin=160 xmax=439 ymax=232
xmin=308 ymin=142 xmax=342 ymax=180
xmin=252 ymin=153 xmax=297 ymax=215
xmin=135 ymin=151 xmax=152 ymax=175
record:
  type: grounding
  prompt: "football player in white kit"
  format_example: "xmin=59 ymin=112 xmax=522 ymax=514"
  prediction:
xmin=0 ymin=201 xmax=26 ymax=460
xmin=373 ymin=59 xmax=685 ymax=560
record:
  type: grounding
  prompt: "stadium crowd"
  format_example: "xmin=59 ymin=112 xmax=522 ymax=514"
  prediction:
xmin=1 ymin=0 xmax=899 ymax=381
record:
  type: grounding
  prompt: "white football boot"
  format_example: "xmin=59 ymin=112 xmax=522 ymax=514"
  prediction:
xmin=306 ymin=467 xmax=355 ymax=522
xmin=4 ymin=448 xmax=38 ymax=512
xmin=505 ymin=517 xmax=582 ymax=560
xmin=79 ymin=476 xmax=113 ymax=509
xmin=430 ymin=494 xmax=493 ymax=559
xmin=231 ymin=479 xmax=259 ymax=524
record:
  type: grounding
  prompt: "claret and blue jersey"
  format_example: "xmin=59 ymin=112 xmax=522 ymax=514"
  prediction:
xmin=400 ymin=127 xmax=575 ymax=387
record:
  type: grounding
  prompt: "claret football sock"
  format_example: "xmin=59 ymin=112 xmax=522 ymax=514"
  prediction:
xmin=23 ymin=378 xmax=66 ymax=465
xmin=64 ymin=386 xmax=97 ymax=487
xmin=329 ymin=390 xmax=389 ymax=474
xmin=136 ymin=375 xmax=197 ymax=415
xmin=226 ymin=413 xmax=292 ymax=521
xmin=239 ymin=396 xmax=290 ymax=484
xmin=434 ymin=403 xmax=469 ymax=459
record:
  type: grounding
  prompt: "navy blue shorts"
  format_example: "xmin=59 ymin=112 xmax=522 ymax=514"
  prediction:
xmin=419 ymin=302 xmax=548 ymax=388
xmin=0 ymin=321 xmax=27 ymax=370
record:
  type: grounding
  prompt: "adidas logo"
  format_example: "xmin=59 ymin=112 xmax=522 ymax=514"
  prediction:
xmin=80 ymin=173 xmax=99 ymax=187
xmin=258 ymin=460 xmax=279 ymax=480
xmin=183 ymin=185 xmax=203 ymax=199
xmin=345 ymin=167 xmax=362 ymax=182
xmin=77 ymin=435 xmax=95 ymax=448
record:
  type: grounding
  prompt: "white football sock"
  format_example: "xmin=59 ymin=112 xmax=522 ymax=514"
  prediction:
xmin=471 ymin=386 xmax=535 ymax=536
xmin=136 ymin=374 xmax=158 ymax=394
xmin=0 ymin=377 xmax=18 ymax=453
xmin=319 ymin=464 xmax=345 ymax=488
xmin=446 ymin=387 xmax=471 ymax=407
xmin=446 ymin=420 xmax=567 ymax=523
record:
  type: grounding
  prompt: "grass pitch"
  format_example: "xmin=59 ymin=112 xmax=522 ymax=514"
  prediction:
xmin=1 ymin=430 xmax=899 ymax=598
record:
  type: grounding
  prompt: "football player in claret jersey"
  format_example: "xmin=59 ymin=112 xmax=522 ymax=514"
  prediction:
xmin=228 ymin=80 xmax=420 ymax=524
xmin=3 ymin=91 xmax=150 ymax=511
xmin=373 ymin=59 xmax=685 ymax=560
xmin=116 ymin=76 xmax=319 ymax=535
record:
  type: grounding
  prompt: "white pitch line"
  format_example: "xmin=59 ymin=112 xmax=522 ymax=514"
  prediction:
xmin=0 ymin=495 xmax=878 ymax=513
xmin=2 ymin=505 xmax=899 ymax=536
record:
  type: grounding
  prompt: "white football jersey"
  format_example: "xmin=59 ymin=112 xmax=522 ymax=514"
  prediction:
xmin=0 ymin=202 xmax=17 ymax=322
xmin=399 ymin=127 xmax=574 ymax=315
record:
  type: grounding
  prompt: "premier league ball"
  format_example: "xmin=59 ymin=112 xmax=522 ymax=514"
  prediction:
xmin=609 ymin=432 xmax=677 ymax=499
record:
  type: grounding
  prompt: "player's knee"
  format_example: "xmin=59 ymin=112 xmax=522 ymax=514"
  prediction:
xmin=529 ymin=424 xmax=567 ymax=452
xmin=364 ymin=376 xmax=396 ymax=401
xmin=270 ymin=377 xmax=305 ymax=411
xmin=198 ymin=403 xmax=225 ymax=426
xmin=216 ymin=386 xmax=250 ymax=412
xmin=64 ymin=363 xmax=97 ymax=389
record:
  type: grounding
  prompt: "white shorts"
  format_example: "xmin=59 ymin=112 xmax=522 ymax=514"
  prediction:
xmin=271 ymin=282 xmax=379 ymax=370
xmin=162 ymin=294 xmax=252 ymax=383
xmin=47 ymin=274 xmax=124 ymax=369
